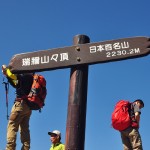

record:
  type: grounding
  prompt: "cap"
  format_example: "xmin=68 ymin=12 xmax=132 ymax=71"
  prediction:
xmin=48 ymin=130 xmax=61 ymax=138
xmin=134 ymin=99 xmax=144 ymax=108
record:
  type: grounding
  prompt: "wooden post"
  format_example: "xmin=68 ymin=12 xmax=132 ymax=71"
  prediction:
xmin=65 ymin=35 xmax=90 ymax=150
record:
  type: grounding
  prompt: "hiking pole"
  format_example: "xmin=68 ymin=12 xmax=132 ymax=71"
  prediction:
xmin=2 ymin=79 xmax=9 ymax=120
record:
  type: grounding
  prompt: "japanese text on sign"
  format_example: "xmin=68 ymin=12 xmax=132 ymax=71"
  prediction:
xmin=89 ymin=41 xmax=141 ymax=57
xmin=22 ymin=53 xmax=69 ymax=66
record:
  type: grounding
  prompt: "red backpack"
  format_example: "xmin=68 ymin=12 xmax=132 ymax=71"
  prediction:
xmin=26 ymin=74 xmax=47 ymax=111
xmin=111 ymin=100 xmax=131 ymax=131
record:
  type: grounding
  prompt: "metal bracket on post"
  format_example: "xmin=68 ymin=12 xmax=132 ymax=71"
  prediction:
xmin=65 ymin=35 xmax=90 ymax=150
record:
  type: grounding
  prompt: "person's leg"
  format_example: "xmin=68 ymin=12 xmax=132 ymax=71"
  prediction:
xmin=6 ymin=103 xmax=21 ymax=150
xmin=121 ymin=128 xmax=132 ymax=150
xmin=20 ymin=101 xmax=32 ymax=150
xmin=129 ymin=128 xmax=143 ymax=150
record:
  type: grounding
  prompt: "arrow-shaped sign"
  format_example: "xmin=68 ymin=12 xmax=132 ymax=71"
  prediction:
xmin=9 ymin=36 xmax=150 ymax=73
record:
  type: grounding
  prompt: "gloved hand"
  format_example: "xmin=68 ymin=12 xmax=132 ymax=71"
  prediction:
xmin=2 ymin=65 xmax=7 ymax=75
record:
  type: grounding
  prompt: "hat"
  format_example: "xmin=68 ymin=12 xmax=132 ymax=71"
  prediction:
xmin=134 ymin=99 xmax=144 ymax=108
xmin=48 ymin=130 xmax=61 ymax=138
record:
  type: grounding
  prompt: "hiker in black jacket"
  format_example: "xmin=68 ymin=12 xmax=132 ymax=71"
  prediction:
xmin=2 ymin=65 xmax=33 ymax=150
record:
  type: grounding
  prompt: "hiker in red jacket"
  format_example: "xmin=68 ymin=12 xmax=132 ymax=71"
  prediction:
xmin=120 ymin=99 xmax=144 ymax=150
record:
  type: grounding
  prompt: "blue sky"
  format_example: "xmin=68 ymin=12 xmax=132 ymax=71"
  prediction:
xmin=0 ymin=0 xmax=150 ymax=150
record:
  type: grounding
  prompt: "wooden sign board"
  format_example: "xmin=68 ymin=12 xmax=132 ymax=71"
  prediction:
xmin=9 ymin=36 xmax=150 ymax=73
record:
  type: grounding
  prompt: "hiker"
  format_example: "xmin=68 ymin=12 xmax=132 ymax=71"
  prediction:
xmin=48 ymin=130 xmax=65 ymax=150
xmin=120 ymin=99 xmax=144 ymax=150
xmin=2 ymin=65 xmax=33 ymax=150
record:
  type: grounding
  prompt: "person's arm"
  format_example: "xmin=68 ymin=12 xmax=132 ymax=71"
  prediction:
xmin=135 ymin=112 xmax=140 ymax=124
xmin=2 ymin=65 xmax=18 ymax=87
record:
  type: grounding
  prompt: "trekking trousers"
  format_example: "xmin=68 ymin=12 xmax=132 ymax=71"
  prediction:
xmin=6 ymin=100 xmax=32 ymax=150
xmin=120 ymin=127 xmax=143 ymax=150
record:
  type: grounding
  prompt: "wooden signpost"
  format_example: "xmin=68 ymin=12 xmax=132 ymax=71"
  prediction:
xmin=8 ymin=35 xmax=150 ymax=150
xmin=9 ymin=36 xmax=150 ymax=73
